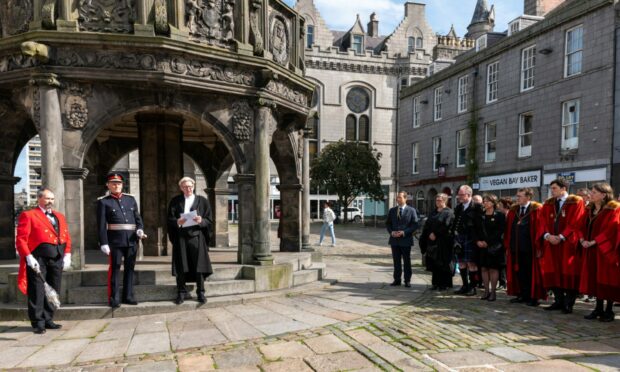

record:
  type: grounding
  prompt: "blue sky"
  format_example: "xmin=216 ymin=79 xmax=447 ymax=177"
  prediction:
xmin=284 ymin=0 xmax=523 ymax=36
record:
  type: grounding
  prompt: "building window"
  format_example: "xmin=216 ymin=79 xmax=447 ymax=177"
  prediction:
xmin=509 ymin=20 xmax=520 ymax=35
xmin=476 ymin=34 xmax=487 ymax=51
xmin=565 ymin=25 xmax=583 ymax=77
xmin=432 ymin=137 xmax=442 ymax=171
xmin=457 ymin=75 xmax=469 ymax=113
xmin=412 ymin=97 xmax=420 ymax=128
xmin=346 ymin=87 xmax=370 ymax=113
xmin=345 ymin=87 xmax=371 ymax=146
xmin=408 ymin=37 xmax=415 ymax=52
xmin=308 ymin=117 xmax=319 ymax=161
xmin=562 ymin=99 xmax=580 ymax=150
xmin=433 ymin=86 xmax=443 ymax=121
xmin=521 ymin=45 xmax=536 ymax=91
xmin=485 ymin=123 xmax=497 ymax=162
xmin=416 ymin=190 xmax=425 ymax=213
xmin=486 ymin=61 xmax=499 ymax=103
xmin=456 ymin=129 xmax=467 ymax=168
xmin=346 ymin=114 xmax=357 ymax=141
xmin=519 ymin=112 xmax=533 ymax=158
xmin=352 ymin=35 xmax=363 ymax=54
xmin=401 ymin=78 xmax=408 ymax=88
xmin=416 ymin=37 xmax=423 ymax=49
xmin=306 ymin=25 xmax=315 ymax=48
xmin=411 ymin=142 xmax=419 ymax=174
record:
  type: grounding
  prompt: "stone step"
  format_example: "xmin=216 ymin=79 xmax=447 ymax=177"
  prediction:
xmin=67 ymin=280 xmax=255 ymax=304
xmin=79 ymin=266 xmax=244 ymax=286
xmin=275 ymin=255 xmax=313 ymax=271
xmin=0 ymin=283 xmax=8 ymax=302
xmin=293 ymin=269 xmax=320 ymax=287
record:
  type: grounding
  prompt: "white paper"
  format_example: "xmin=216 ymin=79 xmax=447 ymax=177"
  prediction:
xmin=181 ymin=210 xmax=198 ymax=228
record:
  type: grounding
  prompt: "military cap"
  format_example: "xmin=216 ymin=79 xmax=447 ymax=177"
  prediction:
xmin=106 ymin=172 xmax=124 ymax=183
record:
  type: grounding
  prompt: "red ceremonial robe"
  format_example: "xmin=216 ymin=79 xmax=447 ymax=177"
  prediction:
xmin=15 ymin=208 xmax=72 ymax=294
xmin=504 ymin=202 xmax=547 ymax=300
xmin=537 ymin=195 xmax=585 ymax=291
xmin=579 ymin=201 xmax=620 ymax=302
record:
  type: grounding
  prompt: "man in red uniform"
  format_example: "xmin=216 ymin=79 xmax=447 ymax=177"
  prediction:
xmin=504 ymin=187 xmax=546 ymax=306
xmin=538 ymin=177 xmax=585 ymax=314
xmin=16 ymin=188 xmax=72 ymax=334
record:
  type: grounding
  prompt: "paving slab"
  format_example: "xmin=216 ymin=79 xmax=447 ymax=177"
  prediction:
xmin=347 ymin=328 xmax=412 ymax=365
xmin=18 ymin=338 xmax=91 ymax=367
xmin=261 ymin=358 xmax=314 ymax=372
xmin=259 ymin=340 xmax=315 ymax=360
xmin=304 ymin=350 xmax=374 ymax=372
xmin=572 ymin=354 xmax=620 ymax=372
xmin=304 ymin=334 xmax=353 ymax=354
xmin=177 ymin=354 xmax=215 ymax=371
xmin=170 ymin=327 xmax=228 ymax=350
xmin=95 ymin=328 xmax=134 ymax=341
xmin=75 ymin=338 xmax=132 ymax=363
xmin=500 ymin=359 xmax=592 ymax=372
xmin=428 ymin=350 xmax=505 ymax=368
xmin=255 ymin=320 xmax=310 ymax=335
xmin=212 ymin=347 xmax=263 ymax=369
xmin=205 ymin=307 xmax=264 ymax=341
xmin=59 ymin=319 xmax=109 ymax=339
xmin=518 ymin=344 xmax=584 ymax=359
xmin=485 ymin=346 xmax=538 ymax=362
xmin=126 ymin=331 xmax=170 ymax=356
xmin=124 ymin=360 xmax=177 ymax=372
xmin=561 ymin=340 xmax=620 ymax=355
xmin=0 ymin=346 xmax=41 ymax=369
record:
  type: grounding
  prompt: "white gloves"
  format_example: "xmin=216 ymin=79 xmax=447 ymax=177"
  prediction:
xmin=101 ymin=244 xmax=110 ymax=256
xmin=137 ymin=229 xmax=147 ymax=239
xmin=26 ymin=254 xmax=40 ymax=272
xmin=63 ymin=254 xmax=72 ymax=270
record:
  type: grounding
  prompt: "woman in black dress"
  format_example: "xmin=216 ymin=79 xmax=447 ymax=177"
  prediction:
xmin=419 ymin=193 xmax=455 ymax=290
xmin=478 ymin=193 xmax=506 ymax=301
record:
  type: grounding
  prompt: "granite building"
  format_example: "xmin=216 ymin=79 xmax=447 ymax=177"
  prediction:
xmin=398 ymin=0 xmax=619 ymax=213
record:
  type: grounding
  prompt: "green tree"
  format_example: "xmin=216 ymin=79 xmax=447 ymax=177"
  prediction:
xmin=310 ymin=141 xmax=385 ymax=223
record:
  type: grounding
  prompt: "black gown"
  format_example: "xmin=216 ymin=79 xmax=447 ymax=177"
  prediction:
xmin=420 ymin=208 xmax=455 ymax=289
xmin=478 ymin=210 xmax=506 ymax=270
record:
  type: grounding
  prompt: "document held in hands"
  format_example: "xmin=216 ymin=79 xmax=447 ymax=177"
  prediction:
xmin=181 ymin=210 xmax=199 ymax=228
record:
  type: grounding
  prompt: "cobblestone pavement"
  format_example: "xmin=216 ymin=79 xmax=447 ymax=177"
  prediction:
xmin=1 ymin=223 xmax=620 ymax=371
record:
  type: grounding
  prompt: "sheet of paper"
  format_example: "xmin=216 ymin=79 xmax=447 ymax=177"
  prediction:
xmin=181 ymin=210 xmax=198 ymax=228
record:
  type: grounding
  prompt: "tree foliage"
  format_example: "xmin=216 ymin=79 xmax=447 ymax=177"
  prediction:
xmin=310 ymin=141 xmax=384 ymax=222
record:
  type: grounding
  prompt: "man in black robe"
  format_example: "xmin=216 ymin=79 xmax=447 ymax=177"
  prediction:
xmin=167 ymin=177 xmax=214 ymax=304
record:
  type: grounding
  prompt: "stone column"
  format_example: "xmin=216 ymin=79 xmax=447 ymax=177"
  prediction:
xmin=253 ymin=100 xmax=275 ymax=265
xmin=301 ymin=127 xmax=312 ymax=250
xmin=137 ymin=113 xmax=184 ymax=256
xmin=135 ymin=0 xmax=155 ymax=36
xmin=56 ymin=0 xmax=78 ymax=31
xmin=277 ymin=184 xmax=302 ymax=252
xmin=234 ymin=174 xmax=255 ymax=264
xmin=0 ymin=176 xmax=20 ymax=259
xmin=206 ymin=187 xmax=231 ymax=248
xmin=61 ymin=167 xmax=89 ymax=269
xmin=31 ymin=73 xmax=66 ymax=213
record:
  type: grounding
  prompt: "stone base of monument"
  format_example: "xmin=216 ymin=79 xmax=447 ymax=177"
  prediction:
xmin=0 ymin=251 xmax=330 ymax=320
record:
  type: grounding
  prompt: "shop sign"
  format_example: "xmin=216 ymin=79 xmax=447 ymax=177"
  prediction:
xmin=479 ymin=170 xmax=541 ymax=191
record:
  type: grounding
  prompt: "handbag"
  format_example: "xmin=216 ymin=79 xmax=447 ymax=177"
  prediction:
xmin=426 ymin=242 xmax=439 ymax=261
xmin=488 ymin=242 xmax=503 ymax=256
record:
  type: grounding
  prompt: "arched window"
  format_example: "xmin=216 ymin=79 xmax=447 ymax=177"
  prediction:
xmin=408 ymin=37 xmax=415 ymax=52
xmin=416 ymin=37 xmax=423 ymax=49
xmin=358 ymin=115 xmax=369 ymax=143
xmin=306 ymin=25 xmax=315 ymax=48
xmin=346 ymin=114 xmax=357 ymax=141
xmin=345 ymin=88 xmax=371 ymax=146
xmin=416 ymin=190 xmax=425 ymax=214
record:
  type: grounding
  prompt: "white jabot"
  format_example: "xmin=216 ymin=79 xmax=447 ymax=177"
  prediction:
xmin=183 ymin=194 xmax=195 ymax=214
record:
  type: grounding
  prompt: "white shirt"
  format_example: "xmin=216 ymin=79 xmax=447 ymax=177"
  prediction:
xmin=557 ymin=193 xmax=568 ymax=210
xmin=462 ymin=201 xmax=471 ymax=211
xmin=183 ymin=194 xmax=195 ymax=214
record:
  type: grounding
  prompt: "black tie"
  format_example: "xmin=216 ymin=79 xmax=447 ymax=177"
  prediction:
xmin=555 ymin=199 xmax=561 ymax=212
xmin=46 ymin=211 xmax=59 ymax=232
xmin=397 ymin=207 xmax=402 ymax=220
xmin=520 ymin=207 xmax=526 ymax=217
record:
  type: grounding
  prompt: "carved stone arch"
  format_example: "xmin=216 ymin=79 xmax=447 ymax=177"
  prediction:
xmin=406 ymin=26 xmax=424 ymax=39
xmin=270 ymin=128 xmax=301 ymax=183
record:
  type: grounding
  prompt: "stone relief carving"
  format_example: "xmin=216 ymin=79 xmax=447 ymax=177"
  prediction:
xmin=297 ymin=130 xmax=304 ymax=159
xmin=249 ymin=0 xmax=264 ymax=55
xmin=0 ymin=0 xmax=33 ymax=37
xmin=41 ymin=0 xmax=57 ymax=30
xmin=265 ymin=80 xmax=308 ymax=107
xmin=61 ymin=84 xmax=92 ymax=129
xmin=185 ymin=0 xmax=235 ymax=46
xmin=154 ymin=0 xmax=170 ymax=35
xmin=78 ymin=0 xmax=135 ymax=33
xmin=269 ymin=12 xmax=289 ymax=66
xmin=231 ymin=100 xmax=253 ymax=142
xmin=32 ymin=86 xmax=40 ymax=131
xmin=0 ymin=53 xmax=38 ymax=73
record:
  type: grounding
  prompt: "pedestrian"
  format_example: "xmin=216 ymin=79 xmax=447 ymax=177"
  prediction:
xmin=451 ymin=185 xmax=485 ymax=296
xmin=16 ymin=188 xmax=72 ymax=334
xmin=579 ymin=183 xmax=620 ymax=322
xmin=497 ymin=197 xmax=513 ymax=215
xmin=477 ymin=194 xmax=505 ymax=302
xmin=576 ymin=188 xmax=591 ymax=206
xmin=386 ymin=191 xmax=419 ymax=287
xmin=539 ymin=177 xmax=585 ymax=314
xmin=168 ymin=177 xmax=213 ymax=305
xmin=419 ymin=193 xmax=454 ymax=290
xmin=318 ymin=202 xmax=336 ymax=247
xmin=97 ymin=173 xmax=146 ymax=308
xmin=504 ymin=188 xmax=546 ymax=306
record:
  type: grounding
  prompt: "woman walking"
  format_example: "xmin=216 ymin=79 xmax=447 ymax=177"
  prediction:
xmin=419 ymin=193 xmax=455 ymax=290
xmin=478 ymin=194 xmax=506 ymax=302
xmin=318 ymin=202 xmax=337 ymax=247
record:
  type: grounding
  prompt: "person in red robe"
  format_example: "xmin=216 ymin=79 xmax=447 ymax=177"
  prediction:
xmin=579 ymin=182 xmax=620 ymax=322
xmin=538 ymin=177 xmax=585 ymax=314
xmin=504 ymin=187 xmax=546 ymax=306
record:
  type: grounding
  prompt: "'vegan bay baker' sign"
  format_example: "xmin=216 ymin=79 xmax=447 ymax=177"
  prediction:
xmin=479 ymin=170 xmax=541 ymax=191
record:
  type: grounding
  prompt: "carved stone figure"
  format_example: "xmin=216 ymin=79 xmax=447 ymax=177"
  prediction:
xmin=270 ymin=15 xmax=289 ymax=66
xmin=78 ymin=0 xmax=135 ymax=33
xmin=0 ymin=0 xmax=33 ymax=37
xmin=232 ymin=100 xmax=253 ymax=142
xmin=154 ymin=0 xmax=170 ymax=35
xmin=221 ymin=0 xmax=234 ymax=41
xmin=249 ymin=0 xmax=264 ymax=55
xmin=186 ymin=0 xmax=235 ymax=44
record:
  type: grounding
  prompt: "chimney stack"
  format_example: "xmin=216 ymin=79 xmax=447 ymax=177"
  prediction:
xmin=524 ymin=0 xmax=565 ymax=17
xmin=367 ymin=13 xmax=379 ymax=37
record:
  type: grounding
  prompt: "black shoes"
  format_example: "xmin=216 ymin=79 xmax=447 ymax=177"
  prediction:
xmin=45 ymin=321 xmax=62 ymax=330
xmin=526 ymin=300 xmax=540 ymax=307
xmin=600 ymin=311 xmax=615 ymax=322
xmin=544 ymin=302 xmax=563 ymax=311
xmin=389 ymin=281 xmax=401 ymax=286
xmin=480 ymin=292 xmax=490 ymax=300
xmin=175 ymin=293 xmax=185 ymax=305
xmin=487 ymin=292 xmax=497 ymax=302
xmin=109 ymin=301 xmax=120 ymax=309
xmin=122 ymin=299 xmax=138 ymax=305
xmin=464 ymin=287 xmax=477 ymax=296
xmin=33 ymin=327 xmax=46 ymax=334
xmin=584 ymin=310 xmax=602 ymax=320
xmin=454 ymin=286 xmax=468 ymax=295
xmin=404 ymin=283 xmax=411 ymax=288
xmin=562 ymin=305 xmax=573 ymax=314
xmin=197 ymin=293 xmax=206 ymax=304
xmin=509 ymin=297 xmax=525 ymax=303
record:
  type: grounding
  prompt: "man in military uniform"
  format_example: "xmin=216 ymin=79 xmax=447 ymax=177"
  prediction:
xmin=97 ymin=173 xmax=146 ymax=308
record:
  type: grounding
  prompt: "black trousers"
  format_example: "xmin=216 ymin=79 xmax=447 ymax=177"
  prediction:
xmin=391 ymin=245 xmax=412 ymax=284
xmin=27 ymin=255 xmax=62 ymax=328
xmin=109 ymin=245 xmax=137 ymax=305
xmin=516 ymin=249 xmax=533 ymax=300
xmin=176 ymin=271 xmax=205 ymax=295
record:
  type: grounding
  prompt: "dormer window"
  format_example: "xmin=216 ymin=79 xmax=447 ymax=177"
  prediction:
xmin=509 ymin=20 xmax=520 ymax=36
xmin=352 ymin=35 xmax=363 ymax=54
xmin=306 ymin=25 xmax=315 ymax=48
xmin=476 ymin=34 xmax=487 ymax=51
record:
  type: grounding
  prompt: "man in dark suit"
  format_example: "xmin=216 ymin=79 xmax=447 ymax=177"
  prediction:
xmin=97 ymin=173 xmax=146 ymax=308
xmin=168 ymin=177 xmax=214 ymax=304
xmin=386 ymin=191 xmax=419 ymax=287
xmin=16 ymin=188 xmax=72 ymax=334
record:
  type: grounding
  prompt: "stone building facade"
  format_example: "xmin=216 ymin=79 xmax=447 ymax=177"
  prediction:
xmin=398 ymin=0 xmax=619 ymax=213
xmin=0 ymin=0 xmax=314 ymax=265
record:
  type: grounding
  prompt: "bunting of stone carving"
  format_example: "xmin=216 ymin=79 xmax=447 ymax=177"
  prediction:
xmin=185 ymin=0 xmax=235 ymax=46
xmin=78 ymin=0 xmax=135 ymax=34
xmin=0 ymin=0 xmax=33 ymax=37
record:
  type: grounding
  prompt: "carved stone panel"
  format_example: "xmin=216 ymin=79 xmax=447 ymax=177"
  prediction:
xmin=265 ymin=80 xmax=308 ymax=107
xmin=249 ymin=0 xmax=263 ymax=55
xmin=60 ymin=84 xmax=92 ymax=130
xmin=232 ymin=100 xmax=253 ymax=142
xmin=154 ymin=0 xmax=170 ymax=35
xmin=78 ymin=0 xmax=136 ymax=33
xmin=0 ymin=0 xmax=33 ymax=37
xmin=269 ymin=11 xmax=290 ymax=66
xmin=185 ymin=0 xmax=235 ymax=47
